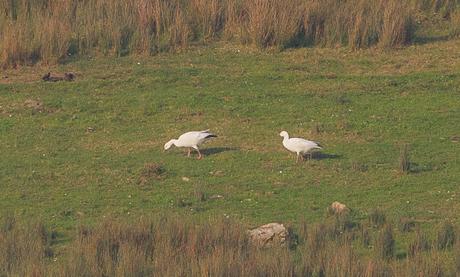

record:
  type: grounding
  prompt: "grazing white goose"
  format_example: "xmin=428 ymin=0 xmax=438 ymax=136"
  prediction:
xmin=279 ymin=131 xmax=322 ymax=163
xmin=164 ymin=130 xmax=217 ymax=159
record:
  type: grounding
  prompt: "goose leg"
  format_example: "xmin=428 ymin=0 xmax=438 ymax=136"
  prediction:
xmin=296 ymin=153 xmax=300 ymax=163
xmin=187 ymin=148 xmax=191 ymax=157
xmin=196 ymin=148 xmax=203 ymax=160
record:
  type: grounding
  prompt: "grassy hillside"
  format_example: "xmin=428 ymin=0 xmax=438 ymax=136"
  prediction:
xmin=1 ymin=39 xmax=460 ymax=234
xmin=1 ymin=3 xmax=460 ymax=273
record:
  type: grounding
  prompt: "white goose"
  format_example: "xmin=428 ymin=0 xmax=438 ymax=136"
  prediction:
xmin=280 ymin=131 xmax=322 ymax=163
xmin=164 ymin=130 xmax=217 ymax=159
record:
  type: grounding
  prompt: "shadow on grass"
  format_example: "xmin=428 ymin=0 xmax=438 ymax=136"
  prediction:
xmin=202 ymin=147 xmax=239 ymax=156
xmin=413 ymin=35 xmax=450 ymax=45
xmin=305 ymin=152 xmax=342 ymax=160
xmin=409 ymin=163 xmax=433 ymax=173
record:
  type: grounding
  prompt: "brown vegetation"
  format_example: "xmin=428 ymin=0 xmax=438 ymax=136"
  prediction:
xmin=1 ymin=213 xmax=459 ymax=276
xmin=1 ymin=0 xmax=457 ymax=67
xmin=138 ymin=162 xmax=166 ymax=185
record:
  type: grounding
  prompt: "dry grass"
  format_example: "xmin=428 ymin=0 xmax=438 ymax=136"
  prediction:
xmin=0 ymin=214 xmax=52 ymax=277
xmin=1 ymin=0 xmax=454 ymax=67
xmin=450 ymin=10 xmax=460 ymax=37
xmin=1 ymin=214 xmax=459 ymax=276
xmin=399 ymin=143 xmax=411 ymax=173
xmin=138 ymin=162 xmax=166 ymax=185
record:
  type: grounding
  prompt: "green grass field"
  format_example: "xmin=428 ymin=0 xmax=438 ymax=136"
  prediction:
xmin=1 ymin=39 xmax=460 ymax=239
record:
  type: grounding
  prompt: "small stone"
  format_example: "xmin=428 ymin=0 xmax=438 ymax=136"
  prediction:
xmin=182 ymin=177 xmax=190 ymax=182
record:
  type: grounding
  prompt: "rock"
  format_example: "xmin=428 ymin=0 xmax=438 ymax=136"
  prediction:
xmin=248 ymin=223 xmax=288 ymax=247
xmin=209 ymin=194 xmax=224 ymax=200
xmin=329 ymin=201 xmax=349 ymax=215
xmin=182 ymin=177 xmax=190 ymax=182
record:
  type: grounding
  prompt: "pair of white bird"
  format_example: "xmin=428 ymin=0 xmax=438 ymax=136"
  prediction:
xmin=164 ymin=130 xmax=322 ymax=163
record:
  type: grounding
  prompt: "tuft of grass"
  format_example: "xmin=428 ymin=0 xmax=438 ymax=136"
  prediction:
xmin=455 ymin=237 xmax=460 ymax=273
xmin=361 ymin=226 xmax=371 ymax=247
xmin=0 ymin=216 xmax=51 ymax=277
xmin=1 ymin=213 xmax=16 ymax=233
xmin=436 ymin=221 xmax=456 ymax=250
xmin=376 ymin=224 xmax=395 ymax=260
xmin=398 ymin=217 xmax=416 ymax=233
xmin=175 ymin=198 xmax=193 ymax=208
xmin=399 ymin=143 xmax=411 ymax=173
xmin=450 ymin=10 xmax=460 ymax=37
xmin=138 ymin=163 xmax=166 ymax=185
xmin=408 ymin=228 xmax=431 ymax=257
xmin=310 ymin=123 xmax=323 ymax=135
xmin=194 ymin=185 xmax=208 ymax=202
xmin=378 ymin=1 xmax=415 ymax=48
xmin=369 ymin=209 xmax=386 ymax=228
xmin=351 ymin=161 xmax=368 ymax=172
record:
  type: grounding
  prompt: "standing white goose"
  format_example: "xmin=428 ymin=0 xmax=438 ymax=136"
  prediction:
xmin=164 ymin=130 xmax=217 ymax=159
xmin=279 ymin=131 xmax=322 ymax=163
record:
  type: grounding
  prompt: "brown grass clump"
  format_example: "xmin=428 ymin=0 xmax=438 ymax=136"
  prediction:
xmin=436 ymin=221 xmax=456 ymax=250
xmin=138 ymin=162 xmax=165 ymax=184
xmin=450 ymin=10 xmax=460 ymax=37
xmin=399 ymin=143 xmax=411 ymax=173
xmin=455 ymin=236 xmax=460 ymax=273
xmin=408 ymin=228 xmax=431 ymax=257
xmin=398 ymin=217 xmax=416 ymax=233
xmin=375 ymin=224 xmax=395 ymax=260
xmin=246 ymin=0 xmax=304 ymax=48
xmin=379 ymin=1 xmax=415 ymax=48
xmin=369 ymin=209 xmax=386 ymax=228
xmin=0 ymin=215 xmax=51 ymax=276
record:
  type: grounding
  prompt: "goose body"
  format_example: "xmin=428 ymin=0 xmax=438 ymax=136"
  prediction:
xmin=280 ymin=131 xmax=322 ymax=163
xmin=164 ymin=130 xmax=217 ymax=159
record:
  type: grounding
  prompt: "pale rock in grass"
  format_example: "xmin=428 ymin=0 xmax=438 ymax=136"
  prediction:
xmin=248 ymin=223 xmax=288 ymax=247
xmin=329 ymin=201 xmax=349 ymax=214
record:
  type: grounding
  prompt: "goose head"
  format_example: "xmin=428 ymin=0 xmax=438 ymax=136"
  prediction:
xmin=164 ymin=139 xmax=176 ymax=150
xmin=279 ymin=131 xmax=289 ymax=138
